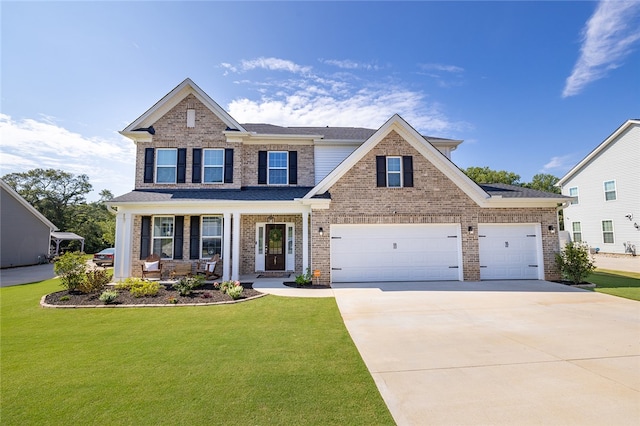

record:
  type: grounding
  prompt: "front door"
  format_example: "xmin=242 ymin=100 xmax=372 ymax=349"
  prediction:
xmin=265 ymin=224 xmax=286 ymax=271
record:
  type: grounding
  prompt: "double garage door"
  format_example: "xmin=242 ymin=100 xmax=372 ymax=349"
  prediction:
xmin=330 ymin=223 xmax=543 ymax=282
xmin=331 ymin=224 xmax=462 ymax=282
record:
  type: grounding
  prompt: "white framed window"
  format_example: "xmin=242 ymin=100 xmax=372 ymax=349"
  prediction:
xmin=604 ymin=180 xmax=616 ymax=201
xmin=153 ymin=216 xmax=174 ymax=259
xmin=201 ymin=216 xmax=223 ymax=258
xmin=203 ymin=149 xmax=224 ymax=184
xmin=572 ymin=222 xmax=582 ymax=243
xmin=156 ymin=149 xmax=177 ymax=183
xmin=387 ymin=156 xmax=402 ymax=187
xmin=268 ymin=151 xmax=288 ymax=185
xmin=569 ymin=187 xmax=579 ymax=204
xmin=602 ymin=220 xmax=614 ymax=244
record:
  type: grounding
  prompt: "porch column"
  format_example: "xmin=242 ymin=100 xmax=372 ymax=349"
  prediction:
xmin=231 ymin=212 xmax=241 ymax=281
xmin=302 ymin=211 xmax=309 ymax=272
xmin=223 ymin=212 xmax=231 ymax=281
xmin=114 ymin=212 xmax=132 ymax=282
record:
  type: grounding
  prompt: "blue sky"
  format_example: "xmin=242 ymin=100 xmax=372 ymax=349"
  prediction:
xmin=2 ymin=1 xmax=639 ymax=201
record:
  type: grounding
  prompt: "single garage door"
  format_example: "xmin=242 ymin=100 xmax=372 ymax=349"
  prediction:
xmin=330 ymin=224 xmax=462 ymax=282
xmin=478 ymin=224 xmax=542 ymax=280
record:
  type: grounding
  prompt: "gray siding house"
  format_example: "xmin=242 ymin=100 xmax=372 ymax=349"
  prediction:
xmin=1 ymin=180 xmax=58 ymax=268
xmin=557 ymin=119 xmax=639 ymax=255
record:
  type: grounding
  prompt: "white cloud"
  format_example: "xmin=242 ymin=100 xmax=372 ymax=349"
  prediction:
xmin=541 ymin=154 xmax=577 ymax=174
xmin=321 ymin=59 xmax=380 ymax=70
xmin=419 ymin=63 xmax=465 ymax=73
xmin=563 ymin=0 xmax=640 ymax=98
xmin=0 ymin=114 xmax=136 ymax=200
xmin=223 ymin=57 xmax=464 ymax=134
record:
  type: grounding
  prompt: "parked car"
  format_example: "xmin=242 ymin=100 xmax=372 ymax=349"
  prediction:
xmin=93 ymin=248 xmax=115 ymax=266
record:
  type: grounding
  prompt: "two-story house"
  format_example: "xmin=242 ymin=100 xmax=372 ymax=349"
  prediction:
xmin=557 ymin=119 xmax=639 ymax=255
xmin=109 ymin=78 xmax=569 ymax=284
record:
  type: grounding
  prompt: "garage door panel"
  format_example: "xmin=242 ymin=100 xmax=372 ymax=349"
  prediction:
xmin=478 ymin=224 xmax=541 ymax=280
xmin=331 ymin=224 xmax=461 ymax=282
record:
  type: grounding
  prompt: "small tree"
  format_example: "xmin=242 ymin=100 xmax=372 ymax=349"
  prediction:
xmin=555 ymin=242 xmax=596 ymax=284
xmin=54 ymin=252 xmax=86 ymax=291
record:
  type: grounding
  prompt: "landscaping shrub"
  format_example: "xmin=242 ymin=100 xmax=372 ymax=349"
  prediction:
xmin=555 ymin=241 xmax=596 ymax=285
xmin=99 ymin=290 xmax=118 ymax=304
xmin=53 ymin=252 xmax=86 ymax=291
xmin=225 ymin=284 xmax=244 ymax=300
xmin=295 ymin=268 xmax=312 ymax=286
xmin=115 ymin=277 xmax=145 ymax=291
xmin=129 ymin=281 xmax=160 ymax=298
xmin=79 ymin=269 xmax=111 ymax=293
xmin=172 ymin=275 xmax=204 ymax=296
xmin=217 ymin=280 xmax=243 ymax=299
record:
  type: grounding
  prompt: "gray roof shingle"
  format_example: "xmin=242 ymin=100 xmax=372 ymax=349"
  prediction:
xmin=109 ymin=187 xmax=327 ymax=203
xmin=479 ymin=183 xmax=568 ymax=199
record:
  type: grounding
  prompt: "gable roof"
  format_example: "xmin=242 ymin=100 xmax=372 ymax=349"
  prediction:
xmin=305 ymin=114 xmax=491 ymax=205
xmin=557 ymin=119 xmax=640 ymax=186
xmin=121 ymin=78 xmax=246 ymax=141
xmin=0 ymin=179 xmax=58 ymax=231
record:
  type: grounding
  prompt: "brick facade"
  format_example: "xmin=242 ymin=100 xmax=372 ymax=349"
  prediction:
xmin=309 ymin=131 xmax=561 ymax=284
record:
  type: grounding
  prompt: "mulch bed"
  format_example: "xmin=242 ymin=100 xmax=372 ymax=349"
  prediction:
xmin=283 ymin=281 xmax=331 ymax=289
xmin=43 ymin=282 xmax=263 ymax=307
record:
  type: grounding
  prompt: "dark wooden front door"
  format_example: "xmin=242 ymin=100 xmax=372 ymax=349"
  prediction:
xmin=265 ymin=224 xmax=286 ymax=271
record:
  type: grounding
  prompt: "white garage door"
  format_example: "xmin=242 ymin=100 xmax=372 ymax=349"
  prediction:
xmin=330 ymin=224 xmax=462 ymax=282
xmin=478 ymin=224 xmax=542 ymax=280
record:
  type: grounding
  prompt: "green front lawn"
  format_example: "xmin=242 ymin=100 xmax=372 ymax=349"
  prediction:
xmin=1 ymin=279 xmax=394 ymax=425
xmin=588 ymin=269 xmax=640 ymax=301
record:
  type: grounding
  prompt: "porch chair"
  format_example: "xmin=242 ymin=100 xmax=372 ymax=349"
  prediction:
xmin=141 ymin=254 xmax=163 ymax=280
xmin=196 ymin=254 xmax=221 ymax=280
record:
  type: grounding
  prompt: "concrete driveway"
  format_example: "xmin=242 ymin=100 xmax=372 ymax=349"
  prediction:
xmin=332 ymin=280 xmax=640 ymax=426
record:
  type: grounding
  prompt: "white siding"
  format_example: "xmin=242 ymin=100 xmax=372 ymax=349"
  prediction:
xmin=314 ymin=144 xmax=358 ymax=184
xmin=561 ymin=124 xmax=640 ymax=254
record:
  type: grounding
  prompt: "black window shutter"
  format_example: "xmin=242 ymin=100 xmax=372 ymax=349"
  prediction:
xmin=177 ymin=148 xmax=187 ymax=183
xmin=174 ymin=216 xmax=184 ymax=259
xmin=192 ymin=148 xmax=202 ymax=183
xmin=224 ymin=148 xmax=234 ymax=183
xmin=403 ymin=156 xmax=414 ymax=187
xmin=288 ymin=151 xmax=298 ymax=185
xmin=144 ymin=148 xmax=155 ymax=183
xmin=140 ymin=216 xmax=151 ymax=259
xmin=258 ymin=151 xmax=268 ymax=184
xmin=189 ymin=216 xmax=200 ymax=259
xmin=376 ymin=156 xmax=387 ymax=187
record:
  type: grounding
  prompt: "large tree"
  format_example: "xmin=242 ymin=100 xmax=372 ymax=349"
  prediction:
xmin=522 ymin=173 xmax=560 ymax=194
xmin=463 ymin=166 xmax=521 ymax=185
xmin=2 ymin=168 xmax=92 ymax=230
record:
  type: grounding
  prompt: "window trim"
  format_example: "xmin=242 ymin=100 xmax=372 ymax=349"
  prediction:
xmin=571 ymin=222 xmax=582 ymax=243
xmin=200 ymin=215 xmax=223 ymax=259
xmin=267 ymin=151 xmax=289 ymax=185
xmin=569 ymin=187 xmax=579 ymax=205
xmin=386 ymin=156 xmax=402 ymax=188
xmin=155 ymin=148 xmax=178 ymax=184
xmin=202 ymin=148 xmax=225 ymax=184
xmin=152 ymin=215 xmax=175 ymax=259
xmin=603 ymin=180 xmax=617 ymax=201
xmin=601 ymin=220 xmax=615 ymax=244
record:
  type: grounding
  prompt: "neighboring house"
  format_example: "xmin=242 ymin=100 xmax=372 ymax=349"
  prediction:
xmin=0 ymin=179 xmax=58 ymax=268
xmin=109 ymin=78 xmax=569 ymax=284
xmin=557 ymin=119 xmax=640 ymax=255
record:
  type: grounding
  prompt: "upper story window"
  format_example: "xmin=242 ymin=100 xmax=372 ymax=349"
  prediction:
xmin=602 ymin=220 xmax=614 ymax=244
xmin=386 ymin=157 xmax=402 ymax=187
xmin=203 ymin=149 xmax=224 ymax=183
xmin=268 ymin=151 xmax=288 ymax=185
xmin=186 ymin=108 xmax=196 ymax=128
xmin=258 ymin=150 xmax=298 ymax=185
xmin=571 ymin=222 xmax=582 ymax=243
xmin=376 ymin=155 xmax=413 ymax=188
xmin=604 ymin=180 xmax=616 ymax=201
xmin=156 ymin=149 xmax=177 ymax=183
xmin=569 ymin=187 xmax=579 ymax=204
xmin=153 ymin=216 xmax=174 ymax=259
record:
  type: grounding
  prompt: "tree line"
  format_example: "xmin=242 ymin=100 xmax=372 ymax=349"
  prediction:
xmin=2 ymin=167 xmax=561 ymax=255
xmin=2 ymin=169 xmax=115 ymax=254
